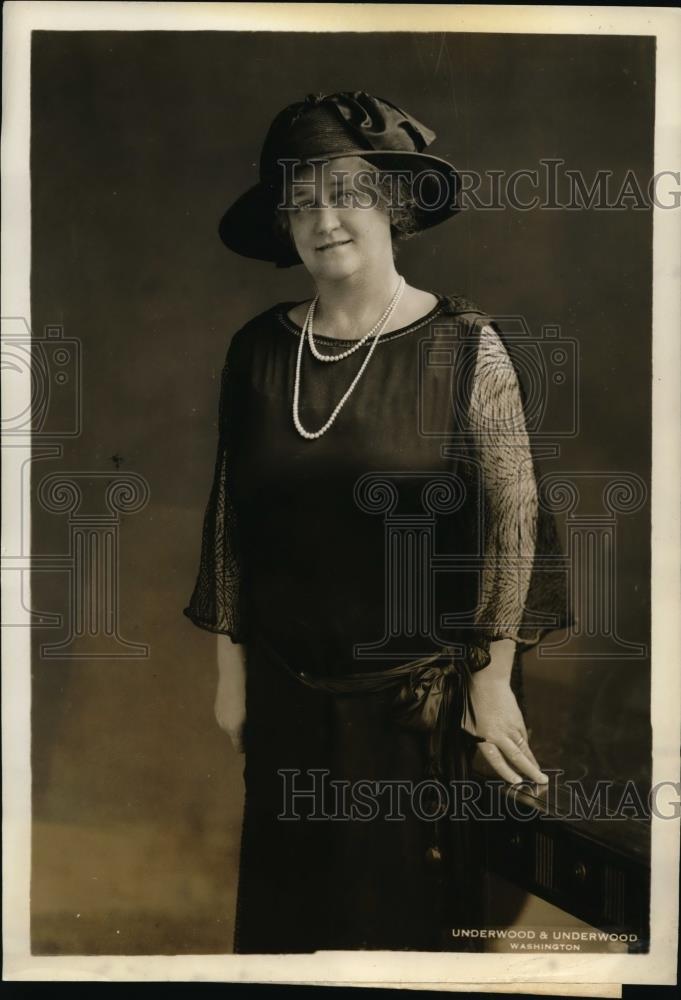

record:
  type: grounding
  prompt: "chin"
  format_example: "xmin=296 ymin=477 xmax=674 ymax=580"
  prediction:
xmin=310 ymin=250 xmax=361 ymax=281
xmin=320 ymin=262 xmax=357 ymax=281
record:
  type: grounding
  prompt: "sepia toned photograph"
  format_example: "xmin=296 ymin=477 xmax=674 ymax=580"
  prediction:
xmin=2 ymin=1 xmax=679 ymax=989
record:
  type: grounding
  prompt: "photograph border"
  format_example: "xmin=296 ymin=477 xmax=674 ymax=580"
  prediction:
xmin=2 ymin=1 xmax=679 ymax=987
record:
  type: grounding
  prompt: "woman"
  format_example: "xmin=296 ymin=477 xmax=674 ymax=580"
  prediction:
xmin=184 ymin=92 xmax=570 ymax=954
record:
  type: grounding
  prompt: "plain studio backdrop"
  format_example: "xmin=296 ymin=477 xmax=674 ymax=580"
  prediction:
xmin=29 ymin=30 xmax=652 ymax=953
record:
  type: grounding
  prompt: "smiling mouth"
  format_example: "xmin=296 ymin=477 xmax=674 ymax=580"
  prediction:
xmin=316 ymin=240 xmax=352 ymax=251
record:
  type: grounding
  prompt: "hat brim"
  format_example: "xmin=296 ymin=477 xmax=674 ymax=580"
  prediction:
xmin=218 ymin=150 xmax=461 ymax=268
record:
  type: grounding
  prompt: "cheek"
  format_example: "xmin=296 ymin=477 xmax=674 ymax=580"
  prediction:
xmin=288 ymin=220 xmax=305 ymax=248
xmin=344 ymin=209 xmax=390 ymax=244
xmin=288 ymin=215 xmax=315 ymax=250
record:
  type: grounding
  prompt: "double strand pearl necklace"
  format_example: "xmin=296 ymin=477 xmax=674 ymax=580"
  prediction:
xmin=306 ymin=275 xmax=405 ymax=363
xmin=292 ymin=275 xmax=406 ymax=440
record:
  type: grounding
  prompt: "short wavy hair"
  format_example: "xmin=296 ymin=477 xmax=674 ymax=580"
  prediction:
xmin=273 ymin=168 xmax=420 ymax=263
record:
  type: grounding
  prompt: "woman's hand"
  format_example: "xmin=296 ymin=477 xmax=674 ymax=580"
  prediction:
xmin=215 ymin=635 xmax=247 ymax=754
xmin=462 ymin=639 xmax=548 ymax=786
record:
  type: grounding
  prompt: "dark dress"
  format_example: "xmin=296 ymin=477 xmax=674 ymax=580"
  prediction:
xmin=184 ymin=292 xmax=571 ymax=953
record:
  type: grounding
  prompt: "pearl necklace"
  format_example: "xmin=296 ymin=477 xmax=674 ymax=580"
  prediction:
xmin=306 ymin=275 xmax=406 ymax=362
xmin=292 ymin=275 xmax=406 ymax=440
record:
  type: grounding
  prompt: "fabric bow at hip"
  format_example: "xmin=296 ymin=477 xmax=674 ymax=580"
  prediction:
xmin=255 ymin=637 xmax=484 ymax=783
xmin=392 ymin=653 xmax=476 ymax=734
xmin=254 ymin=636 xmax=491 ymax=908
xmin=257 ymin=639 xmax=478 ymax=729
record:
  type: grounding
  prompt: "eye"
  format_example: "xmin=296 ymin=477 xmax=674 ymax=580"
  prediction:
xmin=335 ymin=188 xmax=368 ymax=209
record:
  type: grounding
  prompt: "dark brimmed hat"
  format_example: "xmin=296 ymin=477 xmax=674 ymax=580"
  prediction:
xmin=218 ymin=91 xmax=461 ymax=268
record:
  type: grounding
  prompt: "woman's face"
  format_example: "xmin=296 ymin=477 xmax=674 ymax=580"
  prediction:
xmin=283 ymin=156 xmax=393 ymax=282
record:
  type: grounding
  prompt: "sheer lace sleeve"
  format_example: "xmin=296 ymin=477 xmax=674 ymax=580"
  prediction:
xmin=183 ymin=331 xmax=249 ymax=644
xmin=464 ymin=322 xmax=570 ymax=670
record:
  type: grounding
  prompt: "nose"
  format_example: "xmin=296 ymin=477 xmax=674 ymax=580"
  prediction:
xmin=313 ymin=205 xmax=342 ymax=238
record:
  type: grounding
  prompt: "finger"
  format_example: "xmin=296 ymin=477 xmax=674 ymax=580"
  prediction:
xmin=518 ymin=727 xmax=548 ymax=778
xmin=477 ymin=742 xmax=523 ymax=785
xmin=523 ymin=724 xmax=541 ymax=770
xmin=498 ymin=735 xmax=548 ymax=784
xmin=472 ymin=745 xmax=498 ymax=778
xmin=511 ymin=730 xmax=542 ymax=771
xmin=523 ymin=742 xmax=543 ymax=772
